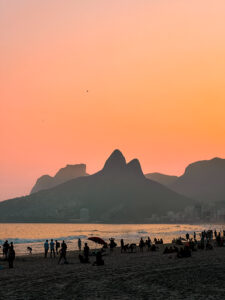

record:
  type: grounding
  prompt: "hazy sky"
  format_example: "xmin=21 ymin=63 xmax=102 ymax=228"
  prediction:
xmin=1 ymin=0 xmax=225 ymax=201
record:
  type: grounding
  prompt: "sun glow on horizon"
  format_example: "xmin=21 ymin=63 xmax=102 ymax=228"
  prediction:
xmin=1 ymin=0 xmax=225 ymax=200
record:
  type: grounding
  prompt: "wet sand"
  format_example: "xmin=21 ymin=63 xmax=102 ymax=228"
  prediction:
xmin=0 ymin=245 xmax=225 ymax=299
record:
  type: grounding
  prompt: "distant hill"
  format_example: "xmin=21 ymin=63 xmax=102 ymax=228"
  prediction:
xmin=0 ymin=150 xmax=192 ymax=223
xmin=145 ymin=173 xmax=178 ymax=187
xmin=31 ymin=164 xmax=88 ymax=194
xmin=170 ymin=158 xmax=225 ymax=203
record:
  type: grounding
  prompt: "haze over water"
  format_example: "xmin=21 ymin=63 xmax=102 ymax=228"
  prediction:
xmin=1 ymin=223 xmax=225 ymax=256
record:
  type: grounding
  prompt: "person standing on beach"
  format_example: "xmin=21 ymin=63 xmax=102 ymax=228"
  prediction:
xmin=55 ymin=240 xmax=60 ymax=255
xmin=78 ymin=238 xmax=82 ymax=251
xmin=44 ymin=240 xmax=49 ymax=258
xmin=147 ymin=237 xmax=151 ymax=251
xmin=58 ymin=240 xmax=68 ymax=264
xmin=3 ymin=240 xmax=9 ymax=260
xmin=120 ymin=239 xmax=124 ymax=253
xmin=8 ymin=242 xmax=15 ymax=268
xmin=139 ymin=238 xmax=145 ymax=252
xmin=50 ymin=239 xmax=55 ymax=258
xmin=84 ymin=243 xmax=90 ymax=262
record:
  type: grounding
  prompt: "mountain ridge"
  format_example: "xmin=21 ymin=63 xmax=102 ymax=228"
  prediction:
xmin=0 ymin=149 xmax=193 ymax=223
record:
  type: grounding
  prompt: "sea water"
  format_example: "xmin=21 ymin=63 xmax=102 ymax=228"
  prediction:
xmin=0 ymin=223 xmax=224 ymax=255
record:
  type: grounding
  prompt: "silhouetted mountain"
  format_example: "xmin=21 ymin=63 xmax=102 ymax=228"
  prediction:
xmin=145 ymin=173 xmax=178 ymax=187
xmin=30 ymin=164 xmax=88 ymax=194
xmin=170 ymin=158 xmax=225 ymax=203
xmin=0 ymin=150 xmax=193 ymax=223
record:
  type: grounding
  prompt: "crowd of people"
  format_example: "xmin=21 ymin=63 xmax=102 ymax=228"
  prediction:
xmin=1 ymin=229 xmax=225 ymax=269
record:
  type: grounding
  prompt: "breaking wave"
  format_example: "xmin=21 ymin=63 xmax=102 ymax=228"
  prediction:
xmin=0 ymin=235 xmax=87 ymax=245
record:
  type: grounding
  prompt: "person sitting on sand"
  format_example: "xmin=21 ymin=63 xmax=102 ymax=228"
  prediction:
xmin=93 ymin=251 xmax=104 ymax=266
xmin=150 ymin=244 xmax=157 ymax=251
xmin=177 ymin=246 xmax=191 ymax=258
xmin=79 ymin=254 xmax=88 ymax=263
xmin=206 ymin=240 xmax=213 ymax=250
xmin=50 ymin=239 xmax=55 ymax=258
xmin=78 ymin=238 xmax=82 ymax=252
xmin=109 ymin=238 xmax=117 ymax=252
xmin=8 ymin=242 xmax=15 ymax=269
xmin=44 ymin=240 xmax=49 ymax=258
xmin=84 ymin=243 xmax=90 ymax=263
xmin=58 ymin=240 xmax=68 ymax=264
xmin=163 ymin=246 xmax=169 ymax=254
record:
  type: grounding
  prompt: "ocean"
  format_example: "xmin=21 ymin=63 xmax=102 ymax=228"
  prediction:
xmin=0 ymin=223 xmax=224 ymax=255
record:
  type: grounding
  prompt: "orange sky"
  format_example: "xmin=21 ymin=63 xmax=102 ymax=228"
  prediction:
xmin=1 ymin=0 xmax=225 ymax=201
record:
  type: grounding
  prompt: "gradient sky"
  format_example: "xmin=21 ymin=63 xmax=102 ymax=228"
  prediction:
xmin=1 ymin=0 xmax=225 ymax=201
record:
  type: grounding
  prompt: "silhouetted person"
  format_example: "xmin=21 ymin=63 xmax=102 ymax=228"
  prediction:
xmin=109 ymin=238 xmax=116 ymax=252
xmin=194 ymin=232 xmax=196 ymax=240
xmin=8 ymin=242 xmax=15 ymax=268
xmin=206 ymin=240 xmax=213 ymax=250
xmin=78 ymin=238 xmax=82 ymax=252
xmin=50 ymin=239 xmax=55 ymax=258
xmin=150 ymin=244 xmax=156 ymax=251
xmin=147 ymin=237 xmax=151 ymax=251
xmin=27 ymin=247 xmax=32 ymax=254
xmin=55 ymin=240 xmax=60 ymax=255
xmin=58 ymin=240 xmax=68 ymax=264
xmin=44 ymin=240 xmax=49 ymax=258
xmin=120 ymin=239 xmax=124 ymax=253
xmin=186 ymin=233 xmax=189 ymax=241
xmin=3 ymin=240 xmax=9 ymax=259
xmin=93 ymin=251 xmax=104 ymax=266
xmin=139 ymin=238 xmax=145 ymax=252
xmin=84 ymin=243 xmax=90 ymax=262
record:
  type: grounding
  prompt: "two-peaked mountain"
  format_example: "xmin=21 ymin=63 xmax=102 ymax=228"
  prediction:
xmin=0 ymin=150 xmax=193 ymax=223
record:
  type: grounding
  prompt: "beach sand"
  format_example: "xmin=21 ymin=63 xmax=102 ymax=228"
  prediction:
xmin=0 ymin=244 xmax=225 ymax=299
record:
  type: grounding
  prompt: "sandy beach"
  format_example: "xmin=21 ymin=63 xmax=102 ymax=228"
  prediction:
xmin=0 ymin=243 xmax=225 ymax=300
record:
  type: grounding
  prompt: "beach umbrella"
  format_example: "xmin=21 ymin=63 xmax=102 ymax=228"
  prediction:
xmin=88 ymin=237 xmax=107 ymax=245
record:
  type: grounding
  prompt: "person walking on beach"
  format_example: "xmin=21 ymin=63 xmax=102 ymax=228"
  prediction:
xmin=58 ymin=240 xmax=68 ymax=264
xmin=3 ymin=240 xmax=9 ymax=260
xmin=44 ymin=240 xmax=49 ymax=258
xmin=84 ymin=242 xmax=90 ymax=263
xmin=55 ymin=240 xmax=60 ymax=255
xmin=50 ymin=239 xmax=55 ymax=258
xmin=8 ymin=242 xmax=15 ymax=269
xmin=78 ymin=238 xmax=82 ymax=252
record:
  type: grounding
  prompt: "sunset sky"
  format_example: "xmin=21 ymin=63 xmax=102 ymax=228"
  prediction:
xmin=1 ymin=0 xmax=225 ymax=201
